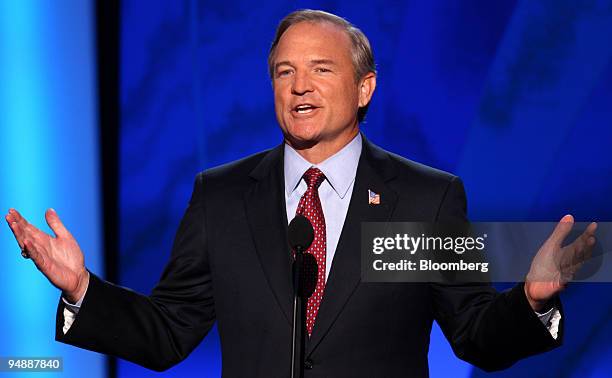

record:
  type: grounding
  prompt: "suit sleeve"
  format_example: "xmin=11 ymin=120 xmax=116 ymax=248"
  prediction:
xmin=55 ymin=173 xmax=215 ymax=372
xmin=430 ymin=177 xmax=563 ymax=372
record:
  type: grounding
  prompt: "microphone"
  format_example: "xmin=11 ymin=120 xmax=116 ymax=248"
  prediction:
xmin=288 ymin=215 xmax=317 ymax=297
xmin=288 ymin=215 xmax=316 ymax=378
xmin=288 ymin=214 xmax=314 ymax=251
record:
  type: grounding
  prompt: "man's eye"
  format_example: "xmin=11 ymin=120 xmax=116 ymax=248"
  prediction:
xmin=277 ymin=70 xmax=292 ymax=77
xmin=315 ymin=67 xmax=331 ymax=73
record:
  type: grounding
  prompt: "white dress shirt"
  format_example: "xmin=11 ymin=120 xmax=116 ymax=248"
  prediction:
xmin=284 ymin=133 xmax=362 ymax=281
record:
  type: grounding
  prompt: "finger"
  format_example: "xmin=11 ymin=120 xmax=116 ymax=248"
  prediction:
xmin=5 ymin=208 xmax=19 ymax=224
xmin=45 ymin=208 xmax=71 ymax=239
xmin=580 ymin=222 xmax=597 ymax=242
xmin=563 ymin=230 xmax=597 ymax=272
xmin=580 ymin=234 xmax=596 ymax=261
xmin=587 ymin=235 xmax=596 ymax=247
xmin=572 ymin=232 xmax=589 ymax=256
xmin=9 ymin=215 xmax=50 ymax=253
xmin=549 ymin=214 xmax=575 ymax=246
xmin=5 ymin=214 xmax=19 ymax=242
xmin=585 ymin=221 xmax=598 ymax=237
xmin=573 ymin=224 xmax=598 ymax=257
xmin=6 ymin=215 xmax=26 ymax=249
xmin=9 ymin=208 xmax=27 ymax=224
xmin=6 ymin=209 xmax=25 ymax=230
xmin=7 ymin=209 xmax=30 ymax=235
xmin=574 ymin=223 xmax=598 ymax=250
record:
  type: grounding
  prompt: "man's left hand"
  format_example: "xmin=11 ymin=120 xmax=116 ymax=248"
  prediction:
xmin=525 ymin=215 xmax=597 ymax=311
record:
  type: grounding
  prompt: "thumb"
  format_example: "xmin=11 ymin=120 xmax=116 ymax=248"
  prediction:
xmin=45 ymin=208 xmax=70 ymax=239
xmin=549 ymin=214 xmax=574 ymax=247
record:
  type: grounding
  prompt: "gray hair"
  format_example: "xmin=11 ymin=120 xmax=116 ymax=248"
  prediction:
xmin=268 ymin=9 xmax=377 ymax=122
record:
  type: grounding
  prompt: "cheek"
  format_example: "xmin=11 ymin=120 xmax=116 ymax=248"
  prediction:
xmin=334 ymin=86 xmax=360 ymax=116
xmin=273 ymin=91 xmax=288 ymax=116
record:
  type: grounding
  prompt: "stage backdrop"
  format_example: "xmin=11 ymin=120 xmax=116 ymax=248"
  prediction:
xmin=119 ymin=1 xmax=612 ymax=377
xmin=0 ymin=1 xmax=106 ymax=377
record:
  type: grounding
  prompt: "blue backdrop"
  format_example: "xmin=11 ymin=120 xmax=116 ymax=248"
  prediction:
xmin=0 ymin=1 xmax=105 ymax=377
xmin=119 ymin=1 xmax=612 ymax=377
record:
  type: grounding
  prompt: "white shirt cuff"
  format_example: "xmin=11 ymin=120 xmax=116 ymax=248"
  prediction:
xmin=61 ymin=288 xmax=87 ymax=334
xmin=535 ymin=307 xmax=561 ymax=340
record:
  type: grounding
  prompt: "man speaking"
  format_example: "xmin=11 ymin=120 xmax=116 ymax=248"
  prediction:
xmin=5 ymin=9 xmax=597 ymax=377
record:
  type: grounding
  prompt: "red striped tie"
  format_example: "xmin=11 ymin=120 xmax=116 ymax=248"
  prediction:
xmin=295 ymin=167 xmax=327 ymax=337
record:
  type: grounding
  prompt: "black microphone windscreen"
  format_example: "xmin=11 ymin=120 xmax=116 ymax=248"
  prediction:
xmin=300 ymin=252 xmax=318 ymax=298
xmin=288 ymin=215 xmax=314 ymax=250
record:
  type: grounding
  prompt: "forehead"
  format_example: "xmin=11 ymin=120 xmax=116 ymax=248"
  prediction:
xmin=274 ymin=21 xmax=353 ymax=63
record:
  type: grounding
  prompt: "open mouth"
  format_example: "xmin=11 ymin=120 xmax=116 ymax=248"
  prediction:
xmin=293 ymin=104 xmax=319 ymax=114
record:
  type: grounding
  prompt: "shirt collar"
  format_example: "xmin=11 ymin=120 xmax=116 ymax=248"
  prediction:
xmin=284 ymin=133 xmax=362 ymax=199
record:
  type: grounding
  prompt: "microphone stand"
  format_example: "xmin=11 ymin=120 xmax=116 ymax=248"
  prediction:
xmin=290 ymin=245 xmax=306 ymax=378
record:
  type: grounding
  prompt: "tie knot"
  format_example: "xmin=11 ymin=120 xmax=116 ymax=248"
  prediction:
xmin=303 ymin=167 xmax=326 ymax=189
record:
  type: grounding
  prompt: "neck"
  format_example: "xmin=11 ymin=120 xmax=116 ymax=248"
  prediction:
xmin=286 ymin=127 xmax=359 ymax=164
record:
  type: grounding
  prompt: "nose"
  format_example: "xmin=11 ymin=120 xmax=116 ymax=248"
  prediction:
xmin=291 ymin=70 xmax=313 ymax=95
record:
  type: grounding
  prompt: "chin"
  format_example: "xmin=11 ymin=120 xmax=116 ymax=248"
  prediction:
xmin=283 ymin=120 xmax=319 ymax=137
xmin=284 ymin=128 xmax=321 ymax=149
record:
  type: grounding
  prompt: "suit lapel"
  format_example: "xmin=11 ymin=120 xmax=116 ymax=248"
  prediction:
xmin=244 ymin=145 xmax=293 ymax=324
xmin=307 ymin=136 xmax=399 ymax=354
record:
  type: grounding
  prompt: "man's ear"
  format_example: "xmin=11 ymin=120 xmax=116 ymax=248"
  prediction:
xmin=358 ymin=72 xmax=377 ymax=108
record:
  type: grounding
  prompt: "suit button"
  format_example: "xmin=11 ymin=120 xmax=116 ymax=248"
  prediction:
xmin=304 ymin=359 xmax=313 ymax=369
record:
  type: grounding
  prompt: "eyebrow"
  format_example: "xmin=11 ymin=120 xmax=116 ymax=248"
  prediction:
xmin=310 ymin=59 xmax=336 ymax=66
xmin=274 ymin=59 xmax=337 ymax=72
xmin=274 ymin=61 xmax=293 ymax=72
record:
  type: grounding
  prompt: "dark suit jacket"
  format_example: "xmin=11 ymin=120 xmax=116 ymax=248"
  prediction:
xmin=56 ymin=136 xmax=562 ymax=377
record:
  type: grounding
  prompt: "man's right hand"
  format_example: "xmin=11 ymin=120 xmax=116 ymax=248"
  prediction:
xmin=5 ymin=208 xmax=89 ymax=303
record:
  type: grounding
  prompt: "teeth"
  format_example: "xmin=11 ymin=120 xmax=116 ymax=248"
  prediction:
xmin=295 ymin=105 xmax=315 ymax=114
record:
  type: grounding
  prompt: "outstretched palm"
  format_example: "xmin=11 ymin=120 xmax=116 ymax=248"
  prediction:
xmin=525 ymin=214 xmax=597 ymax=311
xmin=5 ymin=208 xmax=89 ymax=303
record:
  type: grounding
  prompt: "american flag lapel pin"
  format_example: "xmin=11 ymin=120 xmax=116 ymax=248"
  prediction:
xmin=368 ymin=189 xmax=381 ymax=205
